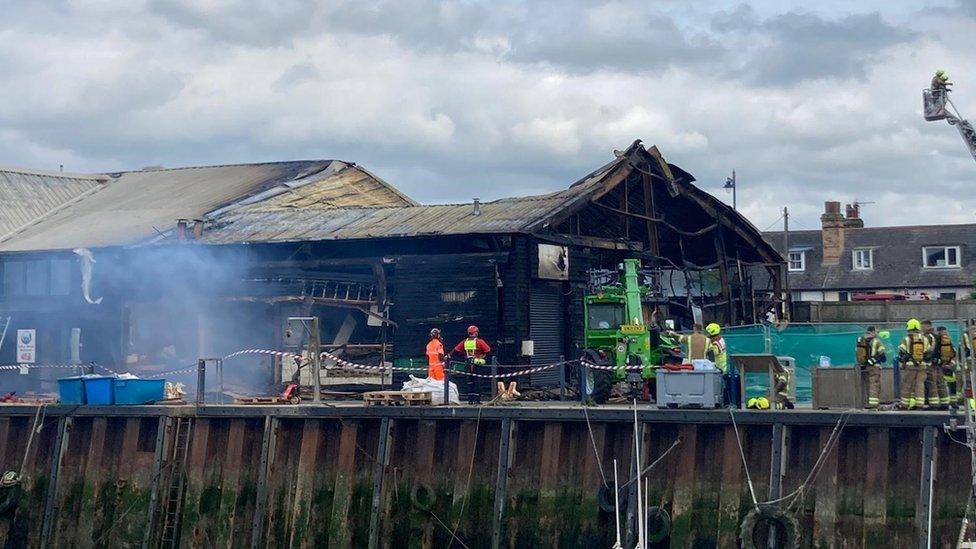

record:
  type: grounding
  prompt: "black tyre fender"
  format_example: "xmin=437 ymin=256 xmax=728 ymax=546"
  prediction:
xmin=578 ymin=350 xmax=613 ymax=405
xmin=739 ymin=505 xmax=800 ymax=549
xmin=410 ymin=483 xmax=436 ymax=512
xmin=596 ymin=481 xmax=628 ymax=514
xmin=646 ymin=506 xmax=671 ymax=543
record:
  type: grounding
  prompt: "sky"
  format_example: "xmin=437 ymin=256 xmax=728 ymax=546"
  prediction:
xmin=1 ymin=0 xmax=974 ymax=231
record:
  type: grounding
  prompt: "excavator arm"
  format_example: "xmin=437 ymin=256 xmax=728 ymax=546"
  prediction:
xmin=923 ymin=87 xmax=976 ymax=164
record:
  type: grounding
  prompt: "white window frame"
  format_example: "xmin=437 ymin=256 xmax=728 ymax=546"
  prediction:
xmin=788 ymin=251 xmax=805 ymax=272
xmin=852 ymin=248 xmax=873 ymax=270
xmin=922 ymin=246 xmax=962 ymax=268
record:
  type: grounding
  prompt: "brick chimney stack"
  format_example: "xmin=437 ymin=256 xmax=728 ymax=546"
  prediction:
xmin=844 ymin=203 xmax=864 ymax=228
xmin=820 ymin=201 xmax=845 ymax=265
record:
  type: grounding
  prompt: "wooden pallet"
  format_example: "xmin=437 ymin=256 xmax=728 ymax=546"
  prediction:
xmin=363 ymin=390 xmax=432 ymax=406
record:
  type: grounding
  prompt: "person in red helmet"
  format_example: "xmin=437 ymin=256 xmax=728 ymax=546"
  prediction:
xmin=453 ymin=325 xmax=492 ymax=403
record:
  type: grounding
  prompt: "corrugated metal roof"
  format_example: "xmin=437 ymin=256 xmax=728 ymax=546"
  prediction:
xmin=0 ymin=168 xmax=105 ymax=240
xmin=0 ymin=161 xmax=416 ymax=252
xmin=200 ymin=157 xmax=621 ymax=244
xmin=203 ymin=193 xmax=574 ymax=243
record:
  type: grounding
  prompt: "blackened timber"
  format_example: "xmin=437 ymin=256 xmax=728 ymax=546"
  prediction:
xmin=533 ymin=232 xmax=644 ymax=251
xmin=642 ymin=172 xmax=660 ymax=257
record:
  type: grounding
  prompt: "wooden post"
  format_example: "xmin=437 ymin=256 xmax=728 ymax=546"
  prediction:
xmin=492 ymin=418 xmax=514 ymax=549
xmin=142 ymin=416 xmax=169 ymax=549
xmin=863 ymin=428 xmax=890 ymax=546
xmin=916 ymin=426 xmax=937 ymax=549
xmin=40 ymin=416 xmax=71 ymax=549
xmin=367 ymin=418 xmax=393 ymax=549
xmin=250 ymin=416 xmax=278 ymax=549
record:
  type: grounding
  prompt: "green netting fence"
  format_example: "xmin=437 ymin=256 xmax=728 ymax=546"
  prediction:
xmin=723 ymin=321 xmax=968 ymax=402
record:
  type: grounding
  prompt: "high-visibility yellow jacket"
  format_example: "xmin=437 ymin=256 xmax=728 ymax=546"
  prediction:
xmin=677 ymin=332 xmax=709 ymax=361
xmin=855 ymin=336 xmax=886 ymax=366
xmin=707 ymin=337 xmax=728 ymax=372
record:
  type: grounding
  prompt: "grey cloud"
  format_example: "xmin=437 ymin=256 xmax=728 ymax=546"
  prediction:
xmin=147 ymin=0 xmax=318 ymax=46
xmin=0 ymin=1 xmax=972 ymax=232
xmin=714 ymin=7 xmax=918 ymax=86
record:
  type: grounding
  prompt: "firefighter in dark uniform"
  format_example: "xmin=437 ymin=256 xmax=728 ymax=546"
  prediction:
xmin=936 ymin=326 xmax=960 ymax=407
xmin=856 ymin=326 xmax=887 ymax=409
xmin=922 ymin=320 xmax=949 ymax=409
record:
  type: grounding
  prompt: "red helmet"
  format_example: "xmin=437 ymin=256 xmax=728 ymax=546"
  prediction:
xmin=467 ymin=325 xmax=479 ymax=336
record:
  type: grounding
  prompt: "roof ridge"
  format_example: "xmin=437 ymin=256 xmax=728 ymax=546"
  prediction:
xmin=108 ymin=159 xmax=337 ymax=175
xmin=0 ymin=166 xmax=103 ymax=181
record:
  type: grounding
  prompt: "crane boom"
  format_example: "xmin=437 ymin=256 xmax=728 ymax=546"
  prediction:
xmin=949 ymin=115 xmax=976 ymax=163
xmin=923 ymin=87 xmax=976 ymax=164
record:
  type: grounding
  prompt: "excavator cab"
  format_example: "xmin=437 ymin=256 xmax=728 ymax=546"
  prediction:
xmin=923 ymin=88 xmax=949 ymax=121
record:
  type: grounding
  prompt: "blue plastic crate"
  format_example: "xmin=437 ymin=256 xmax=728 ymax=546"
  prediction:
xmin=113 ymin=379 xmax=165 ymax=405
xmin=83 ymin=376 xmax=116 ymax=405
xmin=57 ymin=377 xmax=87 ymax=405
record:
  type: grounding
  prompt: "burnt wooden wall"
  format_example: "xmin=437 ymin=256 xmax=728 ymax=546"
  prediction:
xmin=0 ymin=407 xmax=965 ymax=548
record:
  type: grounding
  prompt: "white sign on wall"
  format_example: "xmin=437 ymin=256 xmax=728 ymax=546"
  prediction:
xmin=17 ymin=329 xmax=36 ymax=364
xmin=537 ymin=244 xmax=569 ymax=280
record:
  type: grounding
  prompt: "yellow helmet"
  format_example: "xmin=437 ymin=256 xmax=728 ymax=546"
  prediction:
xmin=936 ymin=69 xmax=945 ymax=77
xmin=906 ymin=319 xmax=921 ymax=331
xmin=705 ymin=323 xmax=721 ymax=336
xmin=747 ymin=397 xmax=770 ymax=410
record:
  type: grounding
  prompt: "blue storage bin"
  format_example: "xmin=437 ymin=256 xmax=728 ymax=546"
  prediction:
xmin=83 ymin=376 xmax=116 ymax=405
xmin=113 ymin=379 xmax=165 ymax=405
xmin=58 ymin=377 xmax=87 ymax=405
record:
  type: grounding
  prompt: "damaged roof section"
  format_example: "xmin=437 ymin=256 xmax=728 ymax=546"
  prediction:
xmin=0 ymin=140 xmax=781 ymax=277
xmin=200 ymin=140 xmax=781 ymax=269
xmin=0 ymin=161 xmax=415 ymax=252
xmin=0 ymin=168 xmax=107 ymax=242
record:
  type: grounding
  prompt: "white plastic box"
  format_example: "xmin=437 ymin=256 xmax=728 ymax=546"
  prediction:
xmin=657 ymin=369 xmax=724 ymax=408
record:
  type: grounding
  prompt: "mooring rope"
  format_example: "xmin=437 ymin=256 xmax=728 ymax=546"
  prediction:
xmin=728 ymin=407 xmax=761 ymax=511
xmin=582 ymin=404 xmax=610 ymax=488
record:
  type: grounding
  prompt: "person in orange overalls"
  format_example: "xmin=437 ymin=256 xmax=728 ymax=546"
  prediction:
xmin=426 ymin=328 xmax=445 ymax=381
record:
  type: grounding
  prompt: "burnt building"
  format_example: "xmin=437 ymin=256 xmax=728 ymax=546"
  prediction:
xmin=0 ymin=141 xmax=782 ymax=391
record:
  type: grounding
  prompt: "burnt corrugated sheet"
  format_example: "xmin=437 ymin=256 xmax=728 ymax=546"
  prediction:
xmin=0 ymin=168 xmax=104 ymax=238
xmin=200 ymin=161 xmax=622 ymax=244
xmin=0 ymin=161 xmax=415 ymax=252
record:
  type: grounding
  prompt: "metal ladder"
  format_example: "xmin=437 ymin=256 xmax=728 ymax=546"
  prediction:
xmin=0 ymin=316 xmax=10 ymax=352
xmin=159 ymin=417 xmax=193 ymax=548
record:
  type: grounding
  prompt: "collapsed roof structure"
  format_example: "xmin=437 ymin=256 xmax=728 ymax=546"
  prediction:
xmin=0 ymin=141 xmax=783 ymax=382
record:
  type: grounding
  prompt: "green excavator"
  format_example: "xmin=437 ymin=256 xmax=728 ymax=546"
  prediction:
xmin=578 ymin=259 xmax=682 ymax=404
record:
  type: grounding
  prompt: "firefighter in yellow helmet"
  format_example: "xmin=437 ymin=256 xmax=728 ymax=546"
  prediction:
xmin=855 ymin=326 xmax=887 ymax=409
xmin=931 ymin=69 xmax=952 ymax=93
xmin=705 ymin=323 xmax=727 ymax=373
xmin=898 ymin=319 xmax=931 ymax=410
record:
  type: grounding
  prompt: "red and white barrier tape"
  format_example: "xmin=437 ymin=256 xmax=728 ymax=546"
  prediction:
xmin=144 ymin=365 xmax=199 ymax=379
xmin=580 ymin=360 xmax=649 ymax=372
xmin=0 ymin=364 xmax=80 ymax=371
